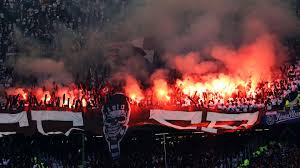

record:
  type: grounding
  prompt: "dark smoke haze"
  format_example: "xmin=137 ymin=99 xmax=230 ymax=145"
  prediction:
xmin=10 ymin=0 xmax=300 ymax=85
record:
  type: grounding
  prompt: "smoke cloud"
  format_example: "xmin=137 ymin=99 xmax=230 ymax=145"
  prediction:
xmin=211 ymin=34 xmax=281 ymax=81
xmin=125 ymin=0 xmax=299 ymax=51
xmin=170 ymin=52 xmax=218 ymax=75
xmin=10 ymin=0 xmax=299 ymax=86
xmin=14 ymin=57 xmax=73 ymax=84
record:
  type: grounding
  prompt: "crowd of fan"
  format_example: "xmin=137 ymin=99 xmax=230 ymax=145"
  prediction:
xmin=0 ymin=0 xmax=130 ymax=88
xmin=123 ymin=130 xmax=300 ymax=168
xmin=0 ymin=0 xmax=128 ymax=49
xmin=0 ymin=128 xmax=298 ymax=168
xmin=249 ymin=142 xmax=300 ymax=168
xmin=191 ymin=63 xmax=300 ymax=113
xmin=0 ymin=134 xmax=105 ymax=167
xmin=1 ymin=61 xmax=300 ymax=113
xmin=124 ymin=134 xmax=256 ymax=168
xmin=1 ymin=0 xmax=300 ymax=113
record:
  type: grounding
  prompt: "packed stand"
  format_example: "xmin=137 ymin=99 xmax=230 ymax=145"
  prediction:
xmin=0 ymin=125 xmax=298 ymax=167
xmin=0 ymin=0 xmax=130 ymax=90
xmin=1 ymin=1 xmax=300 ymax=113
xmin=2 ymin=61 xmax=300 ymax=113
xmin=249 ymin=142 xmax=300 ymax=168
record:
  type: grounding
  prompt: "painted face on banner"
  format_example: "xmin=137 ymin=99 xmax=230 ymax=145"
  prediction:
xmin=102 ymin=93 xmax=130 ymax=160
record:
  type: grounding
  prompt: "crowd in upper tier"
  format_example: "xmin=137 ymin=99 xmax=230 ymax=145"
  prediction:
xmin=1 ymin=60 xmax=300 ymax=113
xmin=180 ymin=62 xmax=300 ymax=112
xmin=1 ymin=0 xmax=300 ymax=113
xmin=0 ymin=0 xmax=130 ymax=88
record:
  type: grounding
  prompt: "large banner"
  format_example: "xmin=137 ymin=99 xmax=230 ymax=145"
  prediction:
xmin=0 ymin=110 xmax=85 ymax=137
xmin=0 ymin=93 xmax=263 ymax=138
xmin=0 ymin=93 xmax=263 ymax=160
xmin=149 ymin=109 xmax=260 ymax=133
xmin=0 ymin=105 xmax=262 ymax=160
xmin=263 ymin=109 xmax=300 ymax=126
xmin=6 ymin=96 xmax=300 ymax=160
xmin=0 ymin=107 xmax=261 ymax=137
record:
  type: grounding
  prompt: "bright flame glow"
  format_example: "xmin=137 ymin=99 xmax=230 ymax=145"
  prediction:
xmin=176 ymin=74 xmax=251 ymax=100
xmin=124 ymin=75 xmax=144 ymax=103
xmin=82 ymin=98 xmax=87 ymax=107
xmin=153 ymin=79 xmax=171 ymax=102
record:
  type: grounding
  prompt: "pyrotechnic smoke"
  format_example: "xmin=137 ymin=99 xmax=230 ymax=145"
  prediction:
xmin=150 ymin=70 xmax=171 ymax=102
xmin=124 ymin=75 xmax=144 ymax=102
xmin=14 ymin=57 xmax=73 ymax=84
xmin=125 ymin=0 xmax=299 ymax=51
xmin=211 ymin=34 xmax=280 ymax=82
xmin=9 ymin=0 xmax=299 ymax=91
xmin=8 ymin=29 xmax=74 ymax=85
xmin=170 ymin=52 xmax=218 ymax=75
xmin=126 ymin=0 xmax=298 ymax=86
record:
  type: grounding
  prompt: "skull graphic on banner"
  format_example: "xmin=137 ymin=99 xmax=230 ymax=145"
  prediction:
xmin=102 ymin=93 xmax=130 ymax=160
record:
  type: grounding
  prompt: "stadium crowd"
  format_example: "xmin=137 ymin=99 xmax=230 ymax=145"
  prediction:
xmin=0 ymin=0 xmax=130 ymax=87
xmin=249 ymin=142 xmax=300 ymax=168
xmin=0 ymin=1 xmax=300 ymax=168
xmin=0 ymin=126 xmax=298 ymax=168
xmin=1 ymin=61 xmax=300 ymax=113
xmin=1 ymin=0 xmax=300 ymax=113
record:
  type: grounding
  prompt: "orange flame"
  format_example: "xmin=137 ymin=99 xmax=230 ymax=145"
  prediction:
xmin=176 ymin=74 xmax=252 ymax=99
xmin=124 ymin=75 xmax=144 ymax=103
xmin=153 ymin=79 xmax=171 ymax=102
